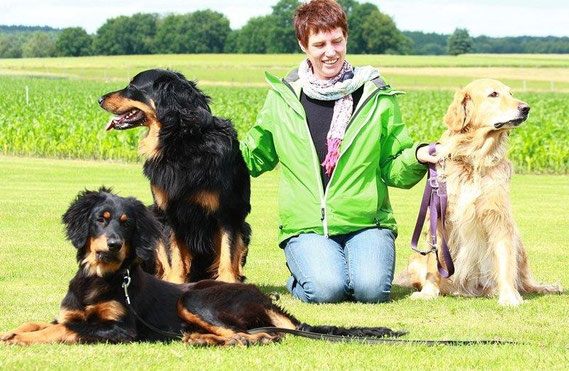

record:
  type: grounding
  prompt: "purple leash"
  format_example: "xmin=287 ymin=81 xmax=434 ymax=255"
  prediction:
xmin=410 ymin=143 xmax=454 ymax=278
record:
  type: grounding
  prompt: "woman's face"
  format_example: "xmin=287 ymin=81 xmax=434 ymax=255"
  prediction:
xmin=299 ymin=27 xmax=347 ymax=80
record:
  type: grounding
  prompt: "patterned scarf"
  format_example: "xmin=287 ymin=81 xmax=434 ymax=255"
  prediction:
xmin=298 ymin=59 xmax=379 ymax=176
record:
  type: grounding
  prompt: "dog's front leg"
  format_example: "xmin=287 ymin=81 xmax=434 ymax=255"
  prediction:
xmin=216 ymin=229 xmax=240 ymax=283
xmin=0 ymin=322 xmax=54 ymax=342
xmin=487 ymin=224 xmax=523 ymax=306
xmin=409 ymin=251 xmax=441 ymax=300
xmin=1 ymin=323 xmax=79 ymax=345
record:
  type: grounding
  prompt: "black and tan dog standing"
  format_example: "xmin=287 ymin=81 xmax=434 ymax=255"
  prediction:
xmin=99 ymin=69 xmax=251 ymax=283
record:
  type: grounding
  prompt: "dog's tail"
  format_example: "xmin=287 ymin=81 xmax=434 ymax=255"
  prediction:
xmin=296 ymin=323 xmax=406 ymax=338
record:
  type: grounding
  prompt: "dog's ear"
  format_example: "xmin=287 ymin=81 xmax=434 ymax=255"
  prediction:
xmin=154 ymin=73 xmax=212 ymax=131
xmin=62 ymin=189 xmax=108 ymax=249
xmin=444 ymin=89 xmax=474 ymax=132
xmin=128 ymin=198 xmax=162 ymax=262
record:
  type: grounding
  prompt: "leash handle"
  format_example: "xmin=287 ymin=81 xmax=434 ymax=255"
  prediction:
xmin=410 ymin=143 xmax=454 ymax=278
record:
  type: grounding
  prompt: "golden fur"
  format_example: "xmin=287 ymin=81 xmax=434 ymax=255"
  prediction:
xmin=396 ymin=79 xmax=562 ymax=306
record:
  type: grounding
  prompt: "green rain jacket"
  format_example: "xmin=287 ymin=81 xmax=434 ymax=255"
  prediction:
xmin=240 ymin=69 xmax=427 ymax=244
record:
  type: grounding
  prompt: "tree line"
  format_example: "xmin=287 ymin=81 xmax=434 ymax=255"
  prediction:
xmin=1 ymin=0 xmax=568 ymax=58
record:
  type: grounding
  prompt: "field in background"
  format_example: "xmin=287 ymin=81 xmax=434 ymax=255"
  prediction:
xmin=1 ymin=75 xmax=567 ymax=173
xmin=1 ymin=53 xmax=569 ymax=91
xmin=0 ymin=156 xmax=568 ymax=369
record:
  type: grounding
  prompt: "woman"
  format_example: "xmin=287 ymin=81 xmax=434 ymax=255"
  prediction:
xmin=240 ymin=0 xmax=437 ymax=303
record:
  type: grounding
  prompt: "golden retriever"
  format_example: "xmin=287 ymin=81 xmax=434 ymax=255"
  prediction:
xmin=396 ymin=79 xmax=562 ymax=306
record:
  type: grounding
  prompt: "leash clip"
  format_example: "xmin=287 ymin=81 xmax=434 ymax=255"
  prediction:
xmin=122 ymin=269 xmax=131 ymax=305
xmin=429 ymin=176 xmax=439 ymax=189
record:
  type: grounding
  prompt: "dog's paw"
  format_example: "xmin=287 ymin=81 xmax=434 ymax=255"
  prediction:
xmin=410 ymin=291 xmax=438 ymax=300
xmin=498 ymin=291 xmax=523 ymax=307
xmin=0 ymin=332 xmax=16 ymax=342
xmin=0 ymin=333 xmax=28 ymax=345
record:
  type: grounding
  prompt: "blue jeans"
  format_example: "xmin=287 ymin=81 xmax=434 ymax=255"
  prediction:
xmin=283 ymin=227 xmax=396 ymax=304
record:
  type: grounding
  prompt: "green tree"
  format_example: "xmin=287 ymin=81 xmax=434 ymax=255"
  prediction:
xmin=229 ymin=15 xmax=273 ymax=53
xmin=55 ymin=27 xmax=93 ymax=56
xmin=94 ymin=13 xmax=158 ymax=55
xmin=21 ymin=32 xmax=56 ymax=57
xmin=0 ymin=34 xmax=24 ymax=58
xmin=360 ymin=9 xmax=411 ymax=54
xmin=447 ymin=28 xmax=473 ymax=55
xmin=182 ymin=10 xmax=231 ymax=53
xmin=154 ymin=14 xmax=185 ymax=53
xmin=154 ymin=11 xmax=230 ymax=54
xmin=266 ymin=0 xmax=300 ymax=53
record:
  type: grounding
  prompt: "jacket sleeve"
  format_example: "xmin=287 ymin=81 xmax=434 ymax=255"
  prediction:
xmin=239 ymin=91 xmax=280 ymax=177
xmin=379 ymin=95 xmax=427 ymax=189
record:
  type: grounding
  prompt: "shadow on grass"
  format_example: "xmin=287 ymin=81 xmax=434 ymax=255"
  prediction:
xmin=255 ymin=283 xmax=417 ymax=303
xmin=390 ymin=285 xmax=415 ymax=302
xmin=257 ymin=284 xmax=289 ymax=296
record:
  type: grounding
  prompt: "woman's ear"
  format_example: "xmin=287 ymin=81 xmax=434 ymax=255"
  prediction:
xmin=62 ymin=188 xmax=108 ymax=249
xmin=298 ymin=39 xmax=307 ymax=53
xmin=444 ymin=89 xmax=473 ymax=132
xmin=129 ymin=198 xmax=162 ymax=262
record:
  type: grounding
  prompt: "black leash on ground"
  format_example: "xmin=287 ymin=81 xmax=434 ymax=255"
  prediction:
xmin=121 ymin=270 xmax=518 ymax=346
xmin=247 ymin=327 xmax=518 ymax=346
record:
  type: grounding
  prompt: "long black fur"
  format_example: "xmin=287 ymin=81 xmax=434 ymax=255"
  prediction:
xmin=100 ymin=69 xmax=251 ymax=282
xmin=1 ymin=190 xmax=403 ymax=345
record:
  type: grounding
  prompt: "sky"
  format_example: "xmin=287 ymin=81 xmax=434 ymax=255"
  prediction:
xmin=1 ymin=0 xmax=568 ymax=38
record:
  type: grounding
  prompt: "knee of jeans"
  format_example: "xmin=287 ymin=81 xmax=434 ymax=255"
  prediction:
xmin=304 ymin=276 xmax=347 ymax=304
xmin=352 ymin=276 xmax=392 ymax=303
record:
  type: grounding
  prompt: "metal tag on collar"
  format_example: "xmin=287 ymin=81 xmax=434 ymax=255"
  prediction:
xmin=122 ymin=269 xmax=131 ymax=305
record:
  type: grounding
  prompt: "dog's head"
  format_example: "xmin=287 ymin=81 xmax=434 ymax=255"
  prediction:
xmin=62 ymin=187 xmax=162 ymax=277
xmin=444 ymin=79 xmax=530 ymax=133
xmin=98 ymin=69 xmax=213 ymax=158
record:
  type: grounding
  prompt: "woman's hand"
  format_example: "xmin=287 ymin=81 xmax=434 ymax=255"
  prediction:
xmin=416 ymin=144 xmax=439 ymax=165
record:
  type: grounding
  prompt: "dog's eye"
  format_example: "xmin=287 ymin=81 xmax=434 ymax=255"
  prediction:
xmin=488 ymin=91 xmax=499 ymax=98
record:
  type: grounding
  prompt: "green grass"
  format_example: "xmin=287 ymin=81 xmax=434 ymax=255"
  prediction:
xmin=1 ymin=156 xmax=568 ymax=369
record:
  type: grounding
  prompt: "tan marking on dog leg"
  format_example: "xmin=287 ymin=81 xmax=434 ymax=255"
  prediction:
xmin=266 ymin=310 xmax=296 ymax=330
xmin=182 ymin=332 xmax=278 ymax=347
xmin=164 ymin=233 xmax=191 ymax=283
xmin=151 ymin=185 xmax=168 ymax=210
xmin=85 ymin=301 xmax=126 ymax=321
xmin=216 ymin=229 xmax=239 ymax=283
xmin=177 ymin=301 xmax=235 ymax=338
xmin=2 ymin=324 xmax=79 ymax=345
xmin=154 ymin=241 xmax=169 ymax=280
xmin=1 ymin=322 xmax=54 ymax=341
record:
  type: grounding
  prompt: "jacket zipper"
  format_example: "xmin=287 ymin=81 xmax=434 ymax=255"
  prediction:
xmin=282 ymin=79 xmax=385 ymax=238
xmin=321 ymin=87 xmax=384 ymax=236
xmin=282 ymin=79 xmax=328 ymax=236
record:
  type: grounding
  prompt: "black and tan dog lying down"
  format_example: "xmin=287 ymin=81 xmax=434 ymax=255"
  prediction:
xmin=0 ymin=189 xmax=403 ymax=346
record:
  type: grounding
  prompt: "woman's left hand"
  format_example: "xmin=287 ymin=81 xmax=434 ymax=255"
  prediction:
xmin=416 ymin=144 xmax=439 ymax=164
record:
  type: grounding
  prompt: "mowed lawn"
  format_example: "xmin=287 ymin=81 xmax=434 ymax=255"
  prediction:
xmin=0 ymin=156 xmax=568 ymax=369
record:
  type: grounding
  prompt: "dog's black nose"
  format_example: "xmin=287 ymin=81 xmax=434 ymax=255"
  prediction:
xmin=519 ymin=104 xmax=530 ymax=115
xmin=98 ymin=96 xmax=105 ymax=106
xmin=107 ymin=238 xmax=122 ymax=252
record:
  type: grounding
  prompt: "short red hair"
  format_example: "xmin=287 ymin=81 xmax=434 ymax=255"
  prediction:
xmin=294 ymin=0 xmax=348 ymax=48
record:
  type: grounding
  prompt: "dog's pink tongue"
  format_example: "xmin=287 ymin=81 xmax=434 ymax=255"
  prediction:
xmin=105 ymin=112 xmax=128 ymax=131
